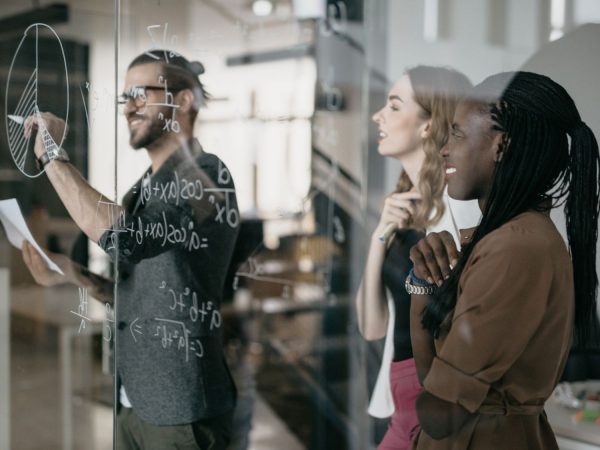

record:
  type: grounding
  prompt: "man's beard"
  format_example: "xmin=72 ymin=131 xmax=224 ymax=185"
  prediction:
xmin=129 ymin=113 xmax=166 ymax=150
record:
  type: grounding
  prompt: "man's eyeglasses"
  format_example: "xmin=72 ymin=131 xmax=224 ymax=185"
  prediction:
xmin=117 ymin=85 xmax=182 ymax=113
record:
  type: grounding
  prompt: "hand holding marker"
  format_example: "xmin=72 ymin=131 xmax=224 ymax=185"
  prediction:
xmin=10 ymin=111 xmax=61 ymax=157
xmin=378 ymin=223 xmax=397 ymax=243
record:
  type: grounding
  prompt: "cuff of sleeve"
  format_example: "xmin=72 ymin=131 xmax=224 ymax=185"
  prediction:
xmin=97 ymin=230 xmax=111 ymax=251
xmin=423 ymin=356 xmax=490 ymax=413
xmin=97 ymin=230 xmax=127 ymax=262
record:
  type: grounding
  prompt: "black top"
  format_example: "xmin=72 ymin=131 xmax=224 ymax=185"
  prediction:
xmin=381 ymin=229 xmax=424 ymax=362
xmin=98 ymin=139 xmax=239 ymax=425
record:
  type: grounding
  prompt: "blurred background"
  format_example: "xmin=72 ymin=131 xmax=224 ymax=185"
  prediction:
xmin=0 ymin=0 xmax=599 ymax=449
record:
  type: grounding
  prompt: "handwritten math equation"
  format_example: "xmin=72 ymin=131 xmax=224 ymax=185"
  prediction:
xmin=70 ymin=288 xmax=115 ymax=342
xmin=103 ymin=208 xmax=208 ymax=253
xmin=71 ymin=282 xmax=221 ymax=363
xmin=146 ymin=279 xmax=222 ymax=363
xmin=153 ymin=319 xmax=204 ymax=362
xmin=96 ymin=167 xmax=238 ymax=251
xmin=158 ymin=280 xmax=222 ymax=329
xmin=150 ymin=281 xmax=222 ymax=362
xmin=136 ymin=163 xmax=240 ymax=228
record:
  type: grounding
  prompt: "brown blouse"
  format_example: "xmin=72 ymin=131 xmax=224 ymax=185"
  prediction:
xmin=414 ymin=212 xmax=574 ymax=450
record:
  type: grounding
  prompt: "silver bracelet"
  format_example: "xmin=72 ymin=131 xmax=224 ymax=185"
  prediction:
xmin=405 ymin=269 xmax=436 ymax=295
xmin=405 ymin=281 xmax=436 ymax=295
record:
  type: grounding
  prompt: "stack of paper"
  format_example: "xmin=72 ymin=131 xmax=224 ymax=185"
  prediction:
xmin=0 ymin=198 xmax=64 ymax=275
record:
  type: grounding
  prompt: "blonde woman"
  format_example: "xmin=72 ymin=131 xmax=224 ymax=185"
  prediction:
xmin=355 ymin=66 xmax=479 ymax=450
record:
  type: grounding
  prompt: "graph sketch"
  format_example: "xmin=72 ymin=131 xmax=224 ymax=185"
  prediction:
xmin=5 ymin=23 xmax=69 ymax=178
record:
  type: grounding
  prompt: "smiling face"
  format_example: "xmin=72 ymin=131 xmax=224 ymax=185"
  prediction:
xmin=372 ymin=75 xmax=429 ymax=159
xmin=122 ymin=62 xmax=173 ymax=150
xmin=442 ymin=101 xmax=503 ymax=208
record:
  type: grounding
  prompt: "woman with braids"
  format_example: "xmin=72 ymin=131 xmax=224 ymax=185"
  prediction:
xmin=406 ymin=71 xmax=600 ymax=449
xmin=354 ymin=66 xmax=479 ymax=450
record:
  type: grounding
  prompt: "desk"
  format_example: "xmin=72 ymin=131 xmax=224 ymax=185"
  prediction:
xmin=547 ymin=381 xmax=600 ymax=450
xmin=11 ymin=285 xmax=105 ymax=450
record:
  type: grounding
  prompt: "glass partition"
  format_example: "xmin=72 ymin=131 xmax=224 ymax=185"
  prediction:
xmin=0 ymin=2 xmax=117 ymax=449
xmin=1 ymin=1 xmax=600 ymax=449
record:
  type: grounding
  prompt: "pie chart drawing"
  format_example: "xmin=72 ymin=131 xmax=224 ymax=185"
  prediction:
xmin=5 ymin=23 xmax=69 ymax=178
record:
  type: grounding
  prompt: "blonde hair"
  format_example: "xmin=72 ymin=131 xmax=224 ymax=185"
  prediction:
xmin=394 ymin=66 xmax=472 ymax=229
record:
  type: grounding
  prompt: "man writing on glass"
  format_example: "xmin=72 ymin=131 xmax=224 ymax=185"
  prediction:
xmin=21 ymin=50 xmax=239 ymax=450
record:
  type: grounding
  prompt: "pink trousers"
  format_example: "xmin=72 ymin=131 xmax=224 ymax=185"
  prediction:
xmin=377 ymin=358 xmax=421 ymax=450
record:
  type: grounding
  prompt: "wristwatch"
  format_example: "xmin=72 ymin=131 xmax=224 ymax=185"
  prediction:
xmin=405 ymin=269 xmax=436 ymax=295
xmin=37 ymin=147 xmax=70 ymax=169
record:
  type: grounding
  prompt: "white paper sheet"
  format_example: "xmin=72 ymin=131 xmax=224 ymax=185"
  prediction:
xmin=0 ymin=198 xmax=64 ymax=275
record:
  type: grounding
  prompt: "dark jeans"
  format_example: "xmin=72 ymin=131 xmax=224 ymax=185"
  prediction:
xmin=116 ymin=407 xmax=234 ymax=450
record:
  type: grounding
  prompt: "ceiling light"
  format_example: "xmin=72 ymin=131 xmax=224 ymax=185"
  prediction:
xmin=252 ymin=0 xmax=273 ymax=17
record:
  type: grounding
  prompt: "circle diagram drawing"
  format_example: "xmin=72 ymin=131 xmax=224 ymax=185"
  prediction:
xmin=5 ymin=23 xmax=69 ymax=178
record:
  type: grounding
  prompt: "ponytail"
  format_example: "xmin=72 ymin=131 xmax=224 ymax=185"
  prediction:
xmin=566 ymin=122 xmax=600 ymax=347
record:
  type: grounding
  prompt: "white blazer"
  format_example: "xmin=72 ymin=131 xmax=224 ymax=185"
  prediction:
xmin=367 ymin=189 xmax=481 ymax=418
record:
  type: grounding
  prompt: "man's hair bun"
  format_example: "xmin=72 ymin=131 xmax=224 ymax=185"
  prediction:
xmin=189 ymin=61 xmax=205 ymax=76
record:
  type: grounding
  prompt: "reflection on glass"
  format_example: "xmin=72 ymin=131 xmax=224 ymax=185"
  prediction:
xmin=2 ymin=1 xmax=600 ymax=449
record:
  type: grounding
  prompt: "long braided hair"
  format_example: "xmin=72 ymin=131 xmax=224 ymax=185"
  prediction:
xmin=422 ymin=71 xmax=600 ymax=348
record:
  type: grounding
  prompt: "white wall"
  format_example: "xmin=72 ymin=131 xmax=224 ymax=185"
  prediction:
xmin=386 ymin=0 xmax=542 ymax=84
xmin=383 ymin=0 xmax=547 ymax=190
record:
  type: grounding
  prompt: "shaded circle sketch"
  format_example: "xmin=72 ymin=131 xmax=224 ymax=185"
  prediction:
xmin=5 ymin=23 xmax=69 ymax=178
